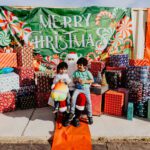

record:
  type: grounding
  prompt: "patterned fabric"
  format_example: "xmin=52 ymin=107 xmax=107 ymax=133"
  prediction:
xmin=16 ymin=45 xmax=33 ymax=67
xmin=19 ymin=95 xmax=36 ymax=109
xmin=109 ymin=54 xmax=129 ymax=67
xmin=0 ymin=53 xmax=17 ymax=68
xmin=35 ymin=72 xmax=53 ymax=92
xmin=0 ymin=91 xmax=16 ymax=112
xmin=17 ymin=67 xmax=34 ymax=87
xmin=0 ymin=72 xmax=19 ymax=92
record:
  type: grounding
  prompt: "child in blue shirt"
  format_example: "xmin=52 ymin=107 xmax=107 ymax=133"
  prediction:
xmin=64 ymin=57 xmax=94 ymax=127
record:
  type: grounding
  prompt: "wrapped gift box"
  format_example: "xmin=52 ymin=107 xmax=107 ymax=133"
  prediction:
xmin=17 ymin=67 xmax=34 ymax=87
xmin=109 ymin=54 xmax=129 ymax=67
xmin=143 ymin=82 xmax=150 ymax=97
xmin=106 ymin=66 xmax=126 ymax=71
xmin=127 ymin=102 xmax=134 ymax=120
xmin=0 ymin=72 xmax=20 ymax=92
xmin=127 ymin=81 xmax=143 ymax=102
xmin=134 ymin=97 xmax=150 ymax=118
xmin=16 ymin=85 xmax=36 ymax=96
xmin=35 ymin=72 xmax=53 ymax=92
xmin=105 ymin=70 xmax=125 ymax=89
xmin=90 ymin=61 xmax=105 ymax=76
xmin=0 ymin=92 xmax=16 ymax=113
xmin=16 ymin=45 xmax=33 ymax=67
xmin=19 ymin=95 xmax=36 ymax=109
xmin=117 ymin=88 xmax=129 ymax=115
xmin=91 ymin=93 xmax=102 ymax=116
xmin=129 ymin=59 xmax=150 ymax=66
xmin=35 ymin=92 xmax=50 ymax=108
xmin=104 ymin=90 xmax=124 ymax=116
xmin=90 ymin=84 xmax=109 ymax=95
xmin=0 ymin=53 xmax=17 ymax=68
xmin=126 ymin=66 xmax=149 ymax=83
xmin=16 ymin=85 xmax=36 ymax=108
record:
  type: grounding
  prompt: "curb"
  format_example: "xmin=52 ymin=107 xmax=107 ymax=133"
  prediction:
xmin=0 ymin=137 xmax=51 ymax=150
xmin=0 ymin=136 xmax=150 ymax=150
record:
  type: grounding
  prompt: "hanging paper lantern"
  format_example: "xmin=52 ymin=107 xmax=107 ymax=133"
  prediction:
xmin=50 ymin=81 xmax=69 ymax=101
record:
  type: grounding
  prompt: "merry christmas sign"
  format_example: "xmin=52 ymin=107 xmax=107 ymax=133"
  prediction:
xmin=0 ymin=6 xmax=133 ymax=61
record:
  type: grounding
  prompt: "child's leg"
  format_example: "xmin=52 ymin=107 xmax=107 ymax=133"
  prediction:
xmin=72 ymin=109 xmax=82 ymax=127
xmin=53 ymin=101 xmax=59 ymax=113
xmin=66 ymin=92 xmax=71 ymax=111
xmin=70 ymin=89 xmax=81 ymax=114
xmin=84 ymin=90 xmax=93 ymax=124
xmin=83 ymin=88 xmax=92 ymax=117
xmin=48 ymin=97 xmax=54 ymax=107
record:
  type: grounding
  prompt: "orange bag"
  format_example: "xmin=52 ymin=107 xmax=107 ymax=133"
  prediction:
xmin=52 ymin=118 xmax=92 ymax=150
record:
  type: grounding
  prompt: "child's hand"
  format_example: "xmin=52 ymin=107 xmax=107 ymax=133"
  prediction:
xmin=59 ymin=79 xmax=63 ymax=82
xmin=78 ymin=79 xmax=86 ymax=84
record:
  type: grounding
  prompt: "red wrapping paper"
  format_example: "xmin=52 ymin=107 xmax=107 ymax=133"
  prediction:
xmin=0 ymin=92 xmax=16 ymax=113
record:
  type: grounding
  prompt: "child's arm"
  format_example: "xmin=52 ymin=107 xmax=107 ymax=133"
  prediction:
xmin=80 ymin=79 xmax=93 ymax=84
xmin=53 ymin=75 xmax=60 ymax=84
xmin=64 ymin=74 xmax=71 ymax=84
xmin=73 ymin=78 xmax=79 ymax=83
xmin=79 ymin=71 xmax=94 ymax=84
xmin=51 ymin=75 xmax=60 ymax=89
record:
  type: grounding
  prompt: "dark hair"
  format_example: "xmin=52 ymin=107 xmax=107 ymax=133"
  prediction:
xmin=77 ymin=57 xmax=88 ymax=66
xmin=57 ymin=62 xmax=68 ymax=73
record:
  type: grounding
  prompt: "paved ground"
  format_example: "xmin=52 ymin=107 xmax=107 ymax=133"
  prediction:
xmin=0 ymin=107 xmax=150 ymax=140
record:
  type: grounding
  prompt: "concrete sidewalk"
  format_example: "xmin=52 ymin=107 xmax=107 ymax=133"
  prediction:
xmin=0 ymin=107 xmax=150 ymax=149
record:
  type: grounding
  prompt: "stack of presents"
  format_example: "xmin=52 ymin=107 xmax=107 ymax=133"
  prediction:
xmin=0 ymin=45 xmax=53 ymax=113
xmin=0 ymin=46 xmax=150 ymax=121
xmin=90 ymin=54 xmax=150 ymax=120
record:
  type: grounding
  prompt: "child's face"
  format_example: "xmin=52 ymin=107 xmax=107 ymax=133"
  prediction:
xmin=59 ymin=68 xmax=67 ymax=74
xmin=77 ymin=64 xmax=86 ymax=72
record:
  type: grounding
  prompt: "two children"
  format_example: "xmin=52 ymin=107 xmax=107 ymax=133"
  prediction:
xmin=50 ymin=57 xmax=94 ymax=127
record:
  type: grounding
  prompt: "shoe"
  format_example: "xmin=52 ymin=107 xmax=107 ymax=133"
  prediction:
xmin=88 ymin=117 xmax=93 ymax=125
xmin=62 ymin=119 xmax=71 ymax=127
xmin=68 ymin=113 xmax=75 ymax=122
xmin=72 ymin=117 xmax=80 ymax=127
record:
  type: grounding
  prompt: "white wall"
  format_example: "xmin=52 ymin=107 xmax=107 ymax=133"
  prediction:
xmin=132 ymin=9 xmax=147 ymax=59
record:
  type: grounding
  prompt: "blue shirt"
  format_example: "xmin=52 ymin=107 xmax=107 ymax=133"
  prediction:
xmin=73 ymin=70 xmax=94 ymax=88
